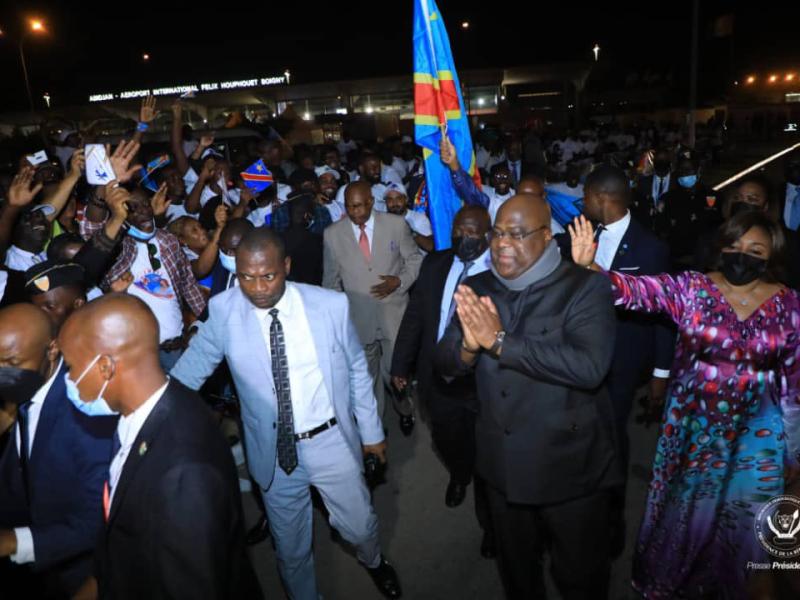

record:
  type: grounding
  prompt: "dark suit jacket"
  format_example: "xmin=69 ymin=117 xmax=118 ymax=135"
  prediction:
xmin=209 ymin=261 xmax=235 ymax=299
xmin=96 ymin=379 xmax=259 ymax=600
xmin=283 ymin=228 xmax=323 ymax=286
xmin=435 ymin=261 xmax=622 ymax=505
xmin=0 ymin=363 xmax=116 ymax=596
xmin=632 ymin=173 xmax=675 ymax=233
xmin=391 ymin=250 xmax=477 ymax=417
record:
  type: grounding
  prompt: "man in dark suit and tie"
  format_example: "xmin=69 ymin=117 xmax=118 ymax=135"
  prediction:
xmin=59 ymin=294 xmax=258 ymax=600
xmin=632 ymin=147 xmax=674 ymax=233
xmin=436 ymin=194 xmax=621 ymax=599
xmin=0 ymin=303 xmax=115 ymax=599
xmin=390 ymin=205 xmax=496 ymax=556
xmin=578 ymin=164 xmax=676 ymax=554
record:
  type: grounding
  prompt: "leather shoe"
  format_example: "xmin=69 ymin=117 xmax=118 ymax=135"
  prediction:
xmin=399 ymin=413 xmax=415 ymax=436
xmin=480 ymin=531 xmax=496 ymax=559
xmin=445 ymin=480 xmax=467 ymax=508
xmin=245 ymin=515 xmax=271 ymax=546
xmin=366 ymin=557 xmax=402 ymax=599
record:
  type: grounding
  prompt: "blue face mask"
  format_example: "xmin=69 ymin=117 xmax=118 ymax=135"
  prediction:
xmin=127 ymin=221 xmax=156 ymax=241
xmin=678 ymin=175 xmax=698 ymax=189
xmin=64 ymin=354 xmax=118 ymax=417
xmin=218 ymin=250 xmax=236 ymax=273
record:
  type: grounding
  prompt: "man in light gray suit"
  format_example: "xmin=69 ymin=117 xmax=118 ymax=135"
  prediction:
xmin=322 ymin=181 xmax=423 ymax=433
xmin=171 ymin=228 xmax=402 ymax=600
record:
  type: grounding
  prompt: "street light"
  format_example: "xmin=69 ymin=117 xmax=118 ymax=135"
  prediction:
xmin=142 ymin=53 xmax=150 ymax=61
xmin=20 ymin=18 xmax=47 ymax=116
xmin=43 ymin=92 xmax=50 ymax=108
xmin=284 ymin=69 xmax=291 ymax=85
xmin=746 ymin=75 xmax=756 ymax=85
xmin=769 ymin=74 xmax=778 ymax=84
xmin=592 ymin=43 xmax=600 ymax=62
xmin=461 ymin=21 xmax=470 ymax=29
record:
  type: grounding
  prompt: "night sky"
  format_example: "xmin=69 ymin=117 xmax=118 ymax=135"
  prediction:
xmin=0 ymin=0 xmax=798 ymax=112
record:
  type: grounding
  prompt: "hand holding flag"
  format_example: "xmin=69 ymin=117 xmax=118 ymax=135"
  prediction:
xmin=240 ymin=159 xmax=274 ymax=193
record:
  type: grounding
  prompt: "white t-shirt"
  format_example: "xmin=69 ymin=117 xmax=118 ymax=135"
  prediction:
xmin=126 ymin=241 xmax=184 ymax=343
xmin=335 ymin=182 xmax=389 ymax=213
xmin=323 ymin=199 xmax=346 ymax=222
xmin=165 ymin=203 xmax=191 ymax=223
xmin=404 ymin=210 xmax=432 ymax=236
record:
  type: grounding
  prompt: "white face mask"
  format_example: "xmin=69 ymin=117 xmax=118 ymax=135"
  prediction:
xmin=64 ymin=354 xmax=118 ymax=417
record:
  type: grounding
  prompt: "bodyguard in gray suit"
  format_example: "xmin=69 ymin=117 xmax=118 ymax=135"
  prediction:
xmin=322 ymin=181 xmax=423 ymax=431
xmin=172 ymin=228 xmax=402 ymax=599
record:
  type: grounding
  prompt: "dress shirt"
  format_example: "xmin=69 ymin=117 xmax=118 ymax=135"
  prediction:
xmin=350 ymin=213 xmax=375 ymax=253
xmin=108 ymin=379 xmax=169 ymax=507
xmin=437 ymin=248 xmax=492 ymax=342
xmin=784 ymin=183 xmax=800 ymax=231
xmin=254 ymin=283 xmax=334 ymax=432
xmin=11 ymin=359 xmax=63 ymax=564
xmin=652 ymin=174 xmax=671 ymax=204
xmin=4 ymin=245 xmax=46 ymax=272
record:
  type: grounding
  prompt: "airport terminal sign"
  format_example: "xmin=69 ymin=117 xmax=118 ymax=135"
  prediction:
xmin=88 ymin=75 xmax=288 ymax=103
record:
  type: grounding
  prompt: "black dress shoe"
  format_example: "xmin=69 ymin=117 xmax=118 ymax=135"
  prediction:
xmin=245 ymin=515 xmax=271 ymax=546
xmin=445 ymin=480 xmax=467 ymax=507
xmin=399 ymin=414 xmax=415 ymax=436
xmin=480 ymin=531 xmax=497 ymax=559
xmin=366 ymin=557 xmax=402 ymax=599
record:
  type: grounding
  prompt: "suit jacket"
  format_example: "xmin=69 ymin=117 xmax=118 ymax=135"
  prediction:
xmin=283 ymin=228 xmax=323 ymax=286
xmin=390 ymin=249 xmax=476 ymax=411
xmin=607 ymin=217 xmax=675 ymax=388
xmin=0 ymin=363 xmax=115 ymax=596
xmin=322 ymin=211 xmax=423 ymax=345
xmin=171 ymin=283 xmax=385 ymax=490
xmin=632 ymin=173 xmax=675 ymax=233
xmin=96 ymin=379 xmax=258 ymax=600
xmin=435 ymin=262 xmax=622 ymax=505
xmin=209 ymin=261 xmax=235 ymax=299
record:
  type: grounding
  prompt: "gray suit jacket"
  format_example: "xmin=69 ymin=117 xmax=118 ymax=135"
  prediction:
xmin=170 ymin=283 xmax=385 ymax=491
xmin=322 ymin=211 xmax=423 ymax=345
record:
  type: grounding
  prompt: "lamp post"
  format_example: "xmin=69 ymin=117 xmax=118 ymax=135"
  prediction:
xmin=19 ymin=19 xmax=46 ymax=117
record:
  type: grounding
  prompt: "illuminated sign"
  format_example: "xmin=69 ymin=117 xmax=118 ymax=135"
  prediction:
xmin=88 ymin=75 xmax=287 ymax=103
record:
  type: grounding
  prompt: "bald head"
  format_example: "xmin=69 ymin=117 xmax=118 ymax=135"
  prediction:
xmin=344 ymin=181 xmax=374 ymax=226
xmin=496 ymin=194 xmax=552 ymax=229
xmin=491 ymin=194 xmax=554 ymax=280
xmin=58 ymin=294 xmax=165 ymax=415
xmin=517 ymin=175 xmax=546 ymax=200
xmin=0 ymin=304 xmax=55 ymax=373
xmin=220 ymin=218 xmax=255 ymax=256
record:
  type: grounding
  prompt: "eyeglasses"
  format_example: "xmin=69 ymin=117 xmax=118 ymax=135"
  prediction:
xmin=487 ymin=225 xmax=548 ymax=242
xmin=147 ymin=243 xmax=161 ymax=271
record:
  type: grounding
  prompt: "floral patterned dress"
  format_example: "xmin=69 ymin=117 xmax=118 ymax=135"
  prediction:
xmin=608 ymin=270 xmax=800 ymax=598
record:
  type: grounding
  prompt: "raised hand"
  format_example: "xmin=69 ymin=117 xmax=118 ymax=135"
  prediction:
xmin=567 ymin=215 xmax=597 ymax=268
xmin=139 ymin=95 xmax=160 ymax=124
xmin=150 ymin=183 xmax=171 ymax=217
xmin=214 ymin=203 xmax=228 ymax=230
xmin=67 ymin=149 xmax=85 ymax=180
xmin=7 ymin=166 xmax=43 ymax=207
xmin=199 ymin=133 xmax=215 ymax=149
xmin=171 ymin=99 xmax=183 ymax=120
xmin=199 ymin=157 xmax=216 ymax=182
xmin=439 ymin=135 xmax=460 ymax=172
xmin=104 ymin=181 xmax=130 ymax=223
xmin=107 ymin=140 xmax=142 ymax=184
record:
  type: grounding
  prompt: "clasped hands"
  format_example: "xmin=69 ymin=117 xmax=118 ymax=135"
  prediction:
xmin=454 ymin=285 xmax=503 ymax=353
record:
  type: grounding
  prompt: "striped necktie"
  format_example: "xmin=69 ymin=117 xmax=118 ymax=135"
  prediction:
xmin=270 ymin=309 xmax=297 ymax=475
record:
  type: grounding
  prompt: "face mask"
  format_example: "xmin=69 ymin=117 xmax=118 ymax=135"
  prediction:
xmin=64 ymin=354 xmax=118 ymax=417
xmin=0 ymin=367 xmax=46 ymax=405
xmin=452 ymin=236 xmax=487 ymax=262
xmin=678 ymin=175 xmax=698 ymax=189
xmin=127 ymin=221 xmax=156 ymax=241
xmin=653 ymin=160 xmax=671 ymax=177
xmin=720 ymin=252 xmax=768 ymax=286
xmin=218 ymin=250 xmax=236 ymax=273
xmin=730 ymin=202 xmax=762 ymax=218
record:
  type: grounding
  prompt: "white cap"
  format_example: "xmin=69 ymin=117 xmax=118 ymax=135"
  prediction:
xmin=30 ymin=204 xmax=56 ymax=216
xmin=384 ymin=181 xmax=407 ymax=197
xmin=315 ymin=165 xmax=340 ymax=180
xmin=57 ymin=129 xmax=77 ymax=144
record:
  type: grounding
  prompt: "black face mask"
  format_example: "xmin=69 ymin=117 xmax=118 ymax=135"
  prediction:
xmin=653 ymin=160 xmax=671 ymax=177
xmin=0 ymin=367 xmax=46 ymax=406
xmin=452 ymin=236 xmax=487 ymax=262
xmin=720 ymin=252 xmax=768 ymax=286
xmin=729 ymin=202 xmax=762 ymax=218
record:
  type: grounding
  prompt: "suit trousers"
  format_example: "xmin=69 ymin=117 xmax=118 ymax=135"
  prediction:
xmin=487 ymin=485 xmax=612 ymax=600
xmin=262 ymin=425 xmax=381 ymax=600
xmin=364 ymin=336 xmax=413 ymax=420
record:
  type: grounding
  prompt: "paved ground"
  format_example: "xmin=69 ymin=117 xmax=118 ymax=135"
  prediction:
xmin=241 ymin=397 xmax=661 ymax=600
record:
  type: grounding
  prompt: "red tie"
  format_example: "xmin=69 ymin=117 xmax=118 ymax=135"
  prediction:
xmin=103 ymin=481 xmax=111 ymax=522
xmin=358 ymin=224 xmax=371 ymax=262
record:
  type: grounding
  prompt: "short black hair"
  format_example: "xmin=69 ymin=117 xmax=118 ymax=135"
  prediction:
xmin=47 ymin=233 xmax=84 ymax=262
xmin=490 ymin=163 xmax=511 ymax=177
xmin=237 ymin=226 xmax=286 ymax=261
xmin=585 ymin=163 xmax=631 ymax=201
xmin=711 ymin=211 xmax=786 ymax=283
xmin=288 ymin=168 xmax=318 ymax=188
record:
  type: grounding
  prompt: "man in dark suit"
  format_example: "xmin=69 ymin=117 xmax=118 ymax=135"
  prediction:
xmin=282 ymin=193 xmax=324 ymax=286
xmin=579 ymin=165 xmax=676 ymax=555
xmin=59 ymin=294 xmax=258 ymax=600
xmin=436 ymin=194 xmax=621 ymax=599
xmin=391 ymin=205 xmax=496 ymax=556
xmin=0 ymin=303 xmax=115 ymax=599
xmin=632 ymin=147 xmax=674 ymax=233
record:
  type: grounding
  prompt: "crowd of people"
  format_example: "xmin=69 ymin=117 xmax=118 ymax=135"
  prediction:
xmin=0 ymin=93 xmax=799 ymax=600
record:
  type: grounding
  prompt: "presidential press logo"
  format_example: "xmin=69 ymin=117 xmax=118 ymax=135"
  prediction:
xmin=754 ymin=495 xmax=800 ymax=559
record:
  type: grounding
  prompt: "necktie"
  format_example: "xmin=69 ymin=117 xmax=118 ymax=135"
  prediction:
xmin=594 ymin=224 xmax=606 ymax=242
xmin=270 ymin=309 xmax=297 ymax=475
xmin=445 ymin=260 xmax=474 ymax=327
xmin=103 ymin=430 xmax=121 ymax=522
xmin=227 ymin=272 xmax=235 ymax=290
xmin=17 ymin=402 xmax=31 ymax=494
xmin=655 ymin=177 xmax=664 ymax=203
xmin=790 ymin=187 xmax=800 ymax=231
xmin=358 ymin=224 xmax=371 ymax=262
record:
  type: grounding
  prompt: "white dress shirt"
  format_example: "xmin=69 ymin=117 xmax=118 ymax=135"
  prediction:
xmin=486 ymin=187 xmax=515 ymax=223
xmin=350 ymin=213 xmax=375 ymax=252
xmin=784 ymin=183 xmax=800 ymax=230
xmin=651 ymin=173 xmax=671 ymax=204
xmin=437 ymin=248 xmax=492 ymax=342
xmin=4 ymin=246 xmax=46 ymax=272
xmin=11 ymin=359 xmax=63 ymax=564
xmin=255 ymin=283 xmax=335 ymax=432
xmin=108 ymin=379 xmax=169 ymax=507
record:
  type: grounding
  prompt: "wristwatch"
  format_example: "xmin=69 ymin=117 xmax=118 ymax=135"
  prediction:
xmin=489 ymin=330 xmax=506 ymax=357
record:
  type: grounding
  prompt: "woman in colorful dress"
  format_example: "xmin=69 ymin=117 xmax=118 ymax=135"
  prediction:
xmin=569 ymin=210 xmax=800 ymax=598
